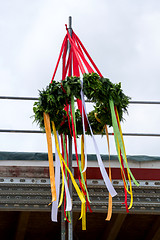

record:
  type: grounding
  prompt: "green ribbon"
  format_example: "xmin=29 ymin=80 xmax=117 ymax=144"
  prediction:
xmin=109 ymin=99 xmax=139 ymax=187
xmin=62 ymin=133 xmax=71 ymax=221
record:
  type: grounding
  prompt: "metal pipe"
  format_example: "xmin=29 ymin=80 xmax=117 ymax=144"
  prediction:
xmin=0 ymin=129 xmax=44 ymax=133
xmin=60 ymin=16 xmax=73 ymax=240
xmin=68 ymin=16 xmax=73 ymax=240
xmin=0 ymin=96 xmax=38 ymax=101
xmin=129 ymin=101 xmax=160 ymax=104
xmin=61 ymin=203 xmax=66 ymax=240
xmin=68 ymin=136 xmax=73 ymax=240
xmin=0 ymin=129 xmax=160 ymax=137
xmin=68 ymin=16 xmax=72 ymax=51
xmin=1 ymin=96 xmax=160 ymax=105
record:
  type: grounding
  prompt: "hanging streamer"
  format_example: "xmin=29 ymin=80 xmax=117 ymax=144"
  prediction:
xmin=51 ymin=134 xmax=61 ymax=222
xmin=116 ymin=138 xmax=129 ymax=212
xmin=94 ymin=113 xmax=113 ymax=221
xmin=52 ymin=121 xmax=86 ymax=207
xmin=104 ymin=124 xmax=113 ymax=221
xmin=80 ymin=135 xmax=86 ymax=230
xmin=114 ymin=107 xmax=133 ymax=209
xmin=70 ymin=95 xmax=90 ymax=203
xmin=79 ymin=83 xmax=88 ymax=173
xmin=42 ymin=24 xmax=137 ymax=227
xmin=110 ymin=100 xmax=139 ymax=186
xmin=111 ymin=113 xmax=130 ymax=210
xmin=109 ymin=99 xmax=139 ymax=211
xmin=51 ymin=132 xmax=72 ymax=221
xmin=67 ymin=30 xmax=136 ymax=212
xmin=57 ymin=151 xmax=65 ymax=208
xmin=72 ymin=31 xmax=103 ymax=77
xmin=43 ymin=112 xmax=56 ymax=202
xmin=62 ymin=134 xmax=71 ymax=222
xmin=80 ymin=84 xmax=117 ymax=197
xmin=51 ymin=34 xmax=68 ymax=82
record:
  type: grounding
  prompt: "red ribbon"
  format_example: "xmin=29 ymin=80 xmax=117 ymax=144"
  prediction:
xmin=51 ymin=34 xmax=68 ymax=83
xmin=51 ymin=26 xmax=103 ymax=214
xmin=72 ymin=31 xmax=103 ymax=77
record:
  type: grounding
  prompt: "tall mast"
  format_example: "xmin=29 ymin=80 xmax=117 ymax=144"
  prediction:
xmin=68 ymin=16 xmax=73 ymax=240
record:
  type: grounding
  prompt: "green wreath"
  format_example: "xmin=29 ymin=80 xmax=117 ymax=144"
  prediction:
xmin=33 ymin=73 xmax=130 ymax=135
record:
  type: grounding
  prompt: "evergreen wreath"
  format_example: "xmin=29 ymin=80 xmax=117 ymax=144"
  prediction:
xmin=33 ymin=72 xmax=130 ymax=135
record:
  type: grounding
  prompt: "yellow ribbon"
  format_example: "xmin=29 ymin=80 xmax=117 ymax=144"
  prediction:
xmin=43 ymin=112 xmax=56 ymax=202
xmin=51 ymin=121 xmax=86 ymax=209
xmin=114 ymin=108 xmax=133 ymax=209
xmin=57 ymin=152 xmax=65 ymax=208
xmin=105 ymin=125 xmax=112 ymax=221
xmin=79 ymin=135 xmax=86 ymax=230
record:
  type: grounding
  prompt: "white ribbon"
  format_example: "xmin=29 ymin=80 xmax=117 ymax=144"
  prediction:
xmin=51 ymin=133 xmax=61 ymax=222
xmin=51 ymin=133 xmax=72 ymax=220
xmin=63 ymin=170 xmax=72 ymax=211
xmin=80 ymin=82 xmax=117 ymax=197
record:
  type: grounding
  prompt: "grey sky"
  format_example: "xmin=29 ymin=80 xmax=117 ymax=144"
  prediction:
xmin=0 ymin=0 xmax=160 ymax=155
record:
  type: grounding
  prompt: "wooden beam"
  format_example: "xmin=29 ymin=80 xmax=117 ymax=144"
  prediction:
xmin=145 ymin=216 xmax=160 ymax=240
xmin=102 ymin=214 xmax=127 ymax=240
xmin=14 ymin=211 xmax=30 ymax=240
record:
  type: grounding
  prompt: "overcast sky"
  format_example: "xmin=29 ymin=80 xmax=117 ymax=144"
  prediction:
xmin=0 ymin=0 xmax=160 ymax=156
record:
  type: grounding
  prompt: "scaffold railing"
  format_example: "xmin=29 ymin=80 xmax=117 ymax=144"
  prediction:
xmin=0 ymin=96 xmax=160 ymax=137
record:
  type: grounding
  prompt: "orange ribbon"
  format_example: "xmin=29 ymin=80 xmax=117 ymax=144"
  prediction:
xmin=43 ymin=112 xmax=56 ymax=202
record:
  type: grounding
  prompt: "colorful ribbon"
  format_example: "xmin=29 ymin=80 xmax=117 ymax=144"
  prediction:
xmin=104 ymin=124 xmax=113 ymax=221
xmin=51 ymin=133 xmax=61 ymax=222
xmin=46 ymin=25 xmax=138 ymax=228
xmin=80 ymin=135 xmax=86 ymax=230
xmin=43 ymin=112 xmax=56 ymax=202
xmin=80 ymin=84 xmax=117 ymax=197
xmin=94 ymin=113 xmax=113 ymax=220
xmin=52 ymin=121 xmax=86 ymax=206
